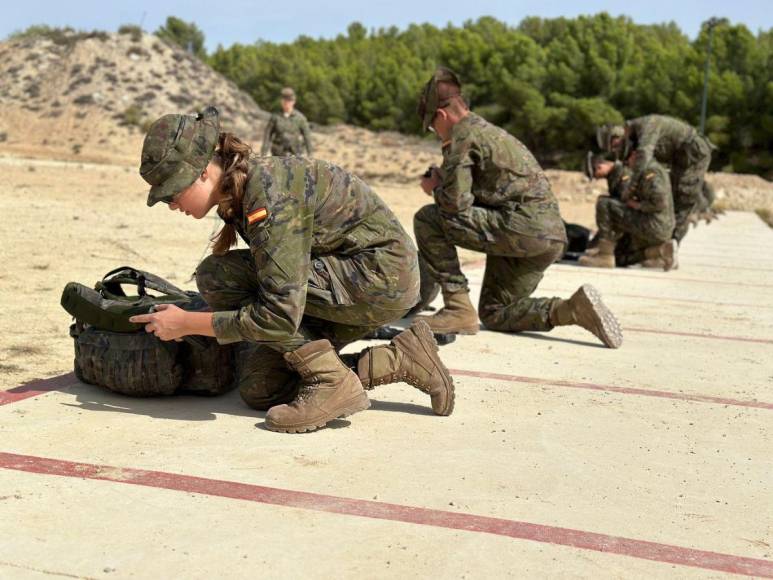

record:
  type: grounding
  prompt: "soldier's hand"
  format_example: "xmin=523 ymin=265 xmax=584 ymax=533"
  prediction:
xmin=420 ymin=167 xmax=441 ymax=195
xmin=129 ymin=304 xmax=189 ymax=341
xmin=626 ymin=199 xmax=642 ymax=210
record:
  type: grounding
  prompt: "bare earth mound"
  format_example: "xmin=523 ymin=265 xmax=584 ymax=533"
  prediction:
xmin=0 ymin=30 xmax=268 ymax=165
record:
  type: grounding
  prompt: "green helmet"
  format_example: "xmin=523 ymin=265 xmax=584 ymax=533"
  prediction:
xmin=139 ymin=106 xmax=220 ymax=207
xmin=417 ymin=66 xmax=462 ymax=132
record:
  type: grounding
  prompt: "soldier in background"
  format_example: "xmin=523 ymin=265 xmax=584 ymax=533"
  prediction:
xmin=413 ymin=67 xmax=622 ymax=349
xmin=133 ymin=107 xmax=454 ymax=433
xmin=597 ymin=115 xmax=716 ymax=242
xmin=260 ymin=87 xmax=314 ymax=157
xmin=579 ymin=151 xmax=677 ymax=271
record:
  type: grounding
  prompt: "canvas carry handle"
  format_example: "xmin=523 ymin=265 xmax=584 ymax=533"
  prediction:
xmin=98 ymin=266 xmax=190 ymax=300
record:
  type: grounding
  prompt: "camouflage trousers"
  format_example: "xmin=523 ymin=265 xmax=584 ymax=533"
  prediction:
xmin=196 ymin=249 xmax=417 ymax=352
xmin=671 ymin=136 xmax=712 ymax=241
xmin=195 ymin=248 xmax=417 ymax=409
xmin=414 ymin=204 xmax=565 ymax=332
xmin=596 ymin=197 xmax=673 ymax=246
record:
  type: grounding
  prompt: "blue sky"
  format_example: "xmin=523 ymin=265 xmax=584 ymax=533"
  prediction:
xmin=4 ymin=0 xmax=771 ymax=50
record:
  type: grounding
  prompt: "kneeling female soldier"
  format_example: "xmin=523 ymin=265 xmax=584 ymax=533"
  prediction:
xmin=131 ymin=107 xmax=454 ymax=432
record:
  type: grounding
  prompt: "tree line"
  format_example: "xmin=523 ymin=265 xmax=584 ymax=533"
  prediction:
xmin=9 ymin=15 xmax=773 ymax=176
xmin=205 ymin=14 xmax=772 ymax=176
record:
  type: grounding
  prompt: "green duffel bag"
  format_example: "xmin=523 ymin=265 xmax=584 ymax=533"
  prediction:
xmin=62 ymin=267 xmax=235 ymax=397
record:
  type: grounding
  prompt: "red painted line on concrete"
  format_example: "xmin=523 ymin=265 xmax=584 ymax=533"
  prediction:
xmin=550 ymin=266 xmax=773 ymax=289
xmin=0 ymin=373 xmax=76 ymax=407
xmin=449 ymin=369 xmax=773 ymax=411
xmin=1 ymin=452 xmax=770 ymax=577
xmin=625 ymin=327 xmax=773 ymax=345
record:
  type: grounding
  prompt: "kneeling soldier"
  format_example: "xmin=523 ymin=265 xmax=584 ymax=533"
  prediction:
xmin=414 ymin=68 xmax=622 ymax=349
xmin=132 ymin=107 xmax=454 ymax=433
xmin=583 ymin=154 xmax=677 ymax=270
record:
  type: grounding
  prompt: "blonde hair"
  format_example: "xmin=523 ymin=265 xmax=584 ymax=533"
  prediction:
xmin=210 ymin=133 xmax=252 ymax=255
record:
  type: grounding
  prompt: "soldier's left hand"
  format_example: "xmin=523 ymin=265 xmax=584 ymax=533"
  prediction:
xmin=129 ymin=304 xmax=189 ymax=341
xmin=420 ymin=168 xmax=441 ymax=195
xmin=626 ymin=199 xmax=641 ymax=210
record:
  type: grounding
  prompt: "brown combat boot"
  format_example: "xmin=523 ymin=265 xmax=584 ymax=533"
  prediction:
xmin=550 ymin=284 xmax=623 ymax=349
xmin=265 ymin=340 xmax=370 ymax=433
xmin=415 ymin=289 xmax=479 ymax=335
xmin=641 ymin=240 xmax=678 ymax=271
xmin=356 ymin=320 xmax=455 ymax=416
xmin=577 ymin=239 xmax=616 ymax=268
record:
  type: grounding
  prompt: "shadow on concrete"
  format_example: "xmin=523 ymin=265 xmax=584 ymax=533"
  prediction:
xmin=368 ymin=399 xmax=435 ymax=416
xmin=60 ymin=381 xmax=263 ymax=422
xmin=58 ymin=380 xmax=437 ymax=423
xmin=501 ymin=330 xmax=606 ymax=349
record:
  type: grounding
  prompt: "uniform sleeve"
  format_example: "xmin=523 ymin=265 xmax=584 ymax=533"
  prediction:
xmin=301 ymin=117 xmax=314 ymax=157
xmin=260 ymin=116 xmax=275 ymax=156
xmin=636 ymin=169 xmax=670 ymax=213
xmin=433 ymin=140 xmax=475 ymax=214
xmin=211 ymin=195 xmax=312 ymax=346
xmin=631 ymin=119 xmax=661 ymax=175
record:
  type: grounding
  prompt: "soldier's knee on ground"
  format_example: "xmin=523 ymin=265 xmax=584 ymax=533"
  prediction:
xmin=235 ymin=342 xmax=300 ymax=410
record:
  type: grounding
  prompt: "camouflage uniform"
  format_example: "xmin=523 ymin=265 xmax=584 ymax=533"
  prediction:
xmin=591 ymin=161 xmax=649 ymax=267
xmin=260 ymin=111 xmax=314 ymax=157
xmin=197 ymin=155 xmax=419 ymax=353
xmin=140 ymin=108 xmax=457 ymax=422
xmin=625 ymin=115 xmax=713 ymax=241
xmin=414 ymin=112 xmax=567 ymax=332
xmin=595 ymin=159 xmax=675 ymax=247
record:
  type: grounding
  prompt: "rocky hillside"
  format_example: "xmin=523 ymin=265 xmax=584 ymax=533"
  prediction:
xmin=0 ymin=29 xmax=268 ymax=164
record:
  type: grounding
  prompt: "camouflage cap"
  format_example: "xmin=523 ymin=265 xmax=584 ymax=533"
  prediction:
xmin=280 ymin=87 xmax=296 ymax=100
xmin=417 ymin=66 xmax=462 ymax=132
xmin=139 ymin=106 xmax=220 ymax=207
xmin=595 ymin=124 xmax=625 ymax=153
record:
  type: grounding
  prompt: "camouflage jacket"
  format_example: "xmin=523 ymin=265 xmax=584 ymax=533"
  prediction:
xmin=624 ymin=159 xmax=675 ymax=237
xmin=436 ymin=113 xmax=566 ymax=242
xmin=212 ymin=156 xmax=418 ymax=344
xmin=260 ymin=110 xmax=313 ymax=156
xmin=626 ymin=115 xmax=697 ymax=174
xmin=606 ymin=161 xmax=629 ymax=199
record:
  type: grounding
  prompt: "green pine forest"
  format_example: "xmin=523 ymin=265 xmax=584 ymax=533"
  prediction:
xmin=206 ymin=14 xmax=772 ymax=176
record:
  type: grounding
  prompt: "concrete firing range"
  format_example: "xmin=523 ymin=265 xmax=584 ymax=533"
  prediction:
xmin=1 ymin=211 xmax=772 ymax=579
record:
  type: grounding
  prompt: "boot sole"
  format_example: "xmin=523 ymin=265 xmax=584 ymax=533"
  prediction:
xmin=576 ymin=285 xmax=623 ymax=349
xmin=265 ymin=393 xmax=371 ymax=434
xmin=412 ymin=321 xmax=455 ymax=416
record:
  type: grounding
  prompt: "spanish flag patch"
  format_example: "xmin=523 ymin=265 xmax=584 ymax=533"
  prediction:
xmin=247 ymin=207 xmax=268 ymax=225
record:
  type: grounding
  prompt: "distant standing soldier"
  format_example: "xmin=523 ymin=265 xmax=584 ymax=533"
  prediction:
xmin=579 ymin=151 xmax=677 ymax=271
xmin=414 ymin=68 xmax=622 ymax=349
xmin=260 ymin=87 xmax=313 ymax=157
xmin=132 ymin=107 xmax=453 ymax=433
xmin=597 ymin=115 xmax=715 ymax=242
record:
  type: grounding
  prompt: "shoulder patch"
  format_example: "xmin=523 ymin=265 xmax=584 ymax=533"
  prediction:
xmin=247 ymin=207 xmax=268 ymax=225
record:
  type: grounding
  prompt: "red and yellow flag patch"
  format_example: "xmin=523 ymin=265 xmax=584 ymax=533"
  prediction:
xmin=247 ymin=207 xmax=268 ymax=225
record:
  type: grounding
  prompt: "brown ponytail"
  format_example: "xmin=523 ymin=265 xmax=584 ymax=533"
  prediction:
xmin=210 ymin=132 xmax=252 ymax=255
